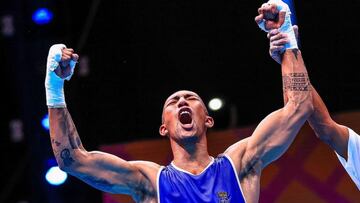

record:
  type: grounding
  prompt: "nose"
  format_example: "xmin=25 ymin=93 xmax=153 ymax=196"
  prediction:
xmin=177 ymin=97 xmax=189 ymax=108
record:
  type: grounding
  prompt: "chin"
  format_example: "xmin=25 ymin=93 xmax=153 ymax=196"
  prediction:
xmin=175 ymin=128 xmax=198 ymax=140
xmin=178 ymin=133 xmax=199 ymax=144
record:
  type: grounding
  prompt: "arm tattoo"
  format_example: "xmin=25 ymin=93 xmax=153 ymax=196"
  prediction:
xmin=60 ymin=148 xmax=75 ymax=167
xmin=59 ymin=109 xmax=83 ymax=150
xmin=50 ymin=108 xmax=85 ymax=168
xmin=51 ymin=138 xmax=61 ymax=147
xmin=282 ymin=73 xmax=311 ymax=92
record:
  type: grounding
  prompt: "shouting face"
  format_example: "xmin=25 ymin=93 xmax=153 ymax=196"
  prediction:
xmin=159 ymin=90 xmax=214 ymax=141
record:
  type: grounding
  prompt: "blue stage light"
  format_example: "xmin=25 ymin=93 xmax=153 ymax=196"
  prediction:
xmin=32 ymin=8 xmax=53 ymax=25
xmin=42 ymin=114 xmax=49 ymax=130
xmin=283 ymin=0 xmax=297 ymax=25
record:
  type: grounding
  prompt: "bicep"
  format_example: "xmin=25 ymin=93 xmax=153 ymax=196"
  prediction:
xmin=227 ymin=106 xmax=309 ymax=175
xmin=69 ymin=150 xmax=150 ymax=195
xmin=248 ymin=106 xmax=308 ymax=167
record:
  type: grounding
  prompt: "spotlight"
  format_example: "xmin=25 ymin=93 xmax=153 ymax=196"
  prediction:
xmin=42 ymin=114 xmax=49 ymax=131
xmin=283 ymin=0 xmax=297 ymax=25
xmin=45 ymin=166 xmax=68 ymax=186
xmin=32 ymin=8 xmax=53 ymax=25
xmin=208 ymin=98 xmax=223 ymax=111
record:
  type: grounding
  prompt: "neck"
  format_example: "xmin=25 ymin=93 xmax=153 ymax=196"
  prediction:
xmin=170 ymin=135 xmax=212 ymax=175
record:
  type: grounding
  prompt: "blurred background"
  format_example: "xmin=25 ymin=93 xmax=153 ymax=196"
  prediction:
xmin=1 ymin=0 xmax=360 ymax=202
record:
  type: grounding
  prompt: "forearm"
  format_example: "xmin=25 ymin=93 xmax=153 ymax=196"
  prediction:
xmin=246 ymin=49 xmax=313 ymax=166
xmin=242 ymin=50 xmax=313 ymax=169
xmin=281 ymin=49 xmax=312 ymax=106
xmin=255 ymin=49 xmax=314 ymax=163
xmin=281 ymin=50 xmax=348 ymax=157
xmin=307 ymin=88 xmax=349 ymax=157
xmin=49 ymin=107 xmax=85 ymax=170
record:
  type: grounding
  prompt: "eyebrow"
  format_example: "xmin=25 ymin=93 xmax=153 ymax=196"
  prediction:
xmin=165 ymin=94 xmax=198 ymax=105
xmin=165 ymin=96 xmax=179 ymax=106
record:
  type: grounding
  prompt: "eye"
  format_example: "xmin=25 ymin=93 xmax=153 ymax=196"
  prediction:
xmin=167 ymin=99 xmax=177 ymax=106
xmin=187 ymin=96 xmax=198 ymax=100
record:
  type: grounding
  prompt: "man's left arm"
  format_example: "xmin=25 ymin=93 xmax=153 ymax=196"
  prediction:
xmin=225 ymin=50 xmax=313 ymax=174
xmin=225 ymin=1 xmax=313 ymax=176
xmin=268 ymin=25 xmax=360 ymax=190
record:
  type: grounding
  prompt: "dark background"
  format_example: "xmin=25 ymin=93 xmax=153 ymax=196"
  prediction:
xmin=1 ymin=0 xmax=359 ymax=202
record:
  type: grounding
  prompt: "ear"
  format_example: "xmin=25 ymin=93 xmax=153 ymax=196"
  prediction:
xmin=205 ymin=116 xmax=214 ymax=128
xmin=159 ymin=124 xmax=168 ymax=136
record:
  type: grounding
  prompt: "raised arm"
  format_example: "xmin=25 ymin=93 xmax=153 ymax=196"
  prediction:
xmin=267 ymin=20 xmax=360 ymax=191
xmin=225 ymin=50 xmax=313 ymax=174
xmin=225 ymin=1 xmax=313 ymax=177
xmin=267 ymin=27 xmax=350 ymax=159
xmin=45 ymin=45 xmax=159 ymax=200
xmin=307 ymin=89 xmax=349 ymax=158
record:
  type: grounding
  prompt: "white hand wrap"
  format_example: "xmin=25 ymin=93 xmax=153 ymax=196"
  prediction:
xmin=258 ymin=0 xmax=298 ymax=50
xmin=45 ymin=44 xmax=77 ymax=107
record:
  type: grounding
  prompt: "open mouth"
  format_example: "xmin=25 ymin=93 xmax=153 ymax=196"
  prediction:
xmin=179 ymin=107 xmax=192 ymax=125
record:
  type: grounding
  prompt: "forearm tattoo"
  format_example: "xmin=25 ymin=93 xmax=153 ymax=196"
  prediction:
xmin=282 ymin=73 xmax=311 ymax=92
xmin=282 ymin=70 xmax=311 ymax=105
xmin=50 ymin=109 xmax=84 ymax=167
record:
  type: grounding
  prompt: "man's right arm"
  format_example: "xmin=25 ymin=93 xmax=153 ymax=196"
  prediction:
xmin=49 ymin=108 xmax=158 ymax=199
xmin=45 ymin=44 xmax=159 ymax=200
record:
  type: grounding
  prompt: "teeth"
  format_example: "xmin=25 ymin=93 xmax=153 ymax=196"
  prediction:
xmin=180 ymin=111 xmax=190 ymax=115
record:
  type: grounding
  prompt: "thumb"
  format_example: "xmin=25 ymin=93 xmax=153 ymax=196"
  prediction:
xmin=277 ymin=11 xmax=286 ymax=27
xmin=71 ymin=54 xmax=79 ymax=62
xmin=255 ymin=14 xmax=264 ymax=25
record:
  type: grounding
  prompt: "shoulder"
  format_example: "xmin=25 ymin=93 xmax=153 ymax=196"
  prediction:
xmin=130 ymin=160 xmax=162 ymax=178
xmin=223 ymin=137 xmax=250 ymax=166
xmin=223 ymin=137 xmax=262 ymax=179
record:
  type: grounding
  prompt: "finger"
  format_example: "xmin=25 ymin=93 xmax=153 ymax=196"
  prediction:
xmin=263 ymin=4 xmax=278 ymax=20
xmin=268 ymin=29 xmax=280 ymax=38
xmin=265 ymin=21 xmax=277 ymax=30
xmin=270 ymin=33 xmax=287 ymax=42
xmin=270 ymin=4 xmax=278 ymax=12
xmin=272 ymin=38 xmax=289 ymax=46
xmin=255 ymin=14 xmax=264 ymax=24
xmin=261 ymin=3 xmax=269 ymax=8
xmin=261 ymin=7 xmax=272 ymax=16
xmin=62 ymin=54 xmax=71 ymax=61
xmin=62 ymin=49 xmax=74 ymax=56
xmin=270 ymin=45 xmax=284 ymax=53
xmin=71 ymin=54 xmax=79 ymax=62
xmin=277 ymin=11 xmax=286 ymax=26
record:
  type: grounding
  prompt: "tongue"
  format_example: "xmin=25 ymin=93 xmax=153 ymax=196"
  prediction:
xmin=180 ymin=113 xmax=192 ymax=124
